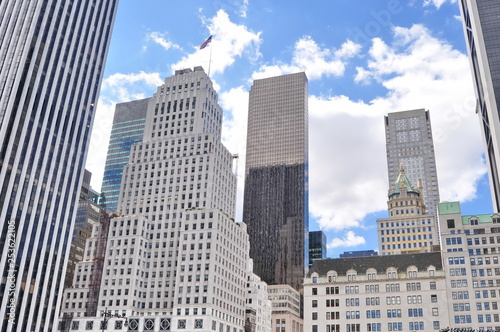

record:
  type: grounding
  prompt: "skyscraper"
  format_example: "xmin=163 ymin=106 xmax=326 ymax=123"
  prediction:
xmin=243 ymin=72 xmax=309 ymax=291
xmin=101 ymin=98 xmax=149 ymax=211
xmin=309 ymin=231 xmax=327 ymax=268
xmin=385 ymin=109 xmax=440 ymax=218
xmin=459 ymin=0 xmax=500 ymax=212
xmin=60 ymin=67 xmax=250 ymax=332
xmin=0 ymin=1 xmax=118 ymax=331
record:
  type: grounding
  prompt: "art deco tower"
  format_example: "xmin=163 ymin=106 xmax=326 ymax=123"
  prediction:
xmin=60 ymin=67 xmax=250 ymax=332
xmin=0 ymin=1 xmax=118 ymax=331
xmin=243 ymin=72 xmax=309 ymax=291
xmin=459 ymin=0 xmax=500 ymax=211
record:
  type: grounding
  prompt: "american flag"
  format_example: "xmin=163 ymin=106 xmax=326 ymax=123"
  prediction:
xmin=200 ymin=35 xmax=213 ymax=49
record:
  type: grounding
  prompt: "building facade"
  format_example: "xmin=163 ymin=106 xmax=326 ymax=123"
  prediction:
xmin=268 ymin=285 xmax=303 ymax=332
xmin=60 ymin=67 xmax=251 ymax=332
xmin=438 ymin=201 xmax=500 ymax=331
xmin=377 ymin=164 xmax=439 ymax=255
xmin=101 ymin=98 xmax=149 ymax=212
xmin=384 ymin=109 xmax=440 ymax=218
xmin=243 ymin=72 xmax=309 ymax=291
xmin=459 ymin=0 xmax=500 ymax=212
xmin=309 ymin=231 xmax=327 ymax=268
xmin=304 ymin=253 xmax=450 ymax=332
xmin=0 ymin=1 xmax=118 ymax=331
xmin=65 ymin=170 xmax=102 ymax=288
xmin=339 ymin=251 xmax=378 ymax=258
xmin=245 ymin=260 xmax=272 ymax=332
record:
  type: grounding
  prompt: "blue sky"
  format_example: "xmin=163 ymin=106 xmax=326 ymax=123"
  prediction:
xmin=86 ymin=0 xmax=493 ymax=258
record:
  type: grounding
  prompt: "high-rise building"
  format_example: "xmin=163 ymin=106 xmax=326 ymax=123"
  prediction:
xmin=459 ymin=0 xmax=500 ymax=212
xmin=60 ymin=67 xmax=250 ymax=332
xmin=243 ymin=72 xmax=309 ymax=291
xmin=268 ymin=285 xmax=303 ymax=332
xmin=309 ymin=231 xmax=327 ymax=268
xmin=385 ymin=109 xmax=440 ymax=219
xmin=101 ymin=98 xmax=149 ymax=211
xmin=438 ymin=201 xmax=500 ymax=331
xmin=304 ymin=253 xmax=450 ymax=332
xmin=64 ymin=170 xmax=102 ymax=288
xmin=245 ymin=260 xmax=272 ymax=332
xmin=376 ymin=164 xmax=439 ymax=255
xmin=0 ymin=1 xmax=118 ymax=331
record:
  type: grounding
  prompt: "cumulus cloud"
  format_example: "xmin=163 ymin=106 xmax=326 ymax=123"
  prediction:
xmin=172 ymin=10 xmax=261 ymax=75
xmin=328 ymin=231 xmax=366 ymax=249
xmin=307 ymin=24 xmax=484 ymax=231
xmin=146 ymin=31 xmax=181 ymax=51
xmin=253 ymin=36 xmax=361 ymax=80
xmin=423 ymin=0 xmax=457 ymax=9
xmin=219 ymin=86 xmax=250 ymax=222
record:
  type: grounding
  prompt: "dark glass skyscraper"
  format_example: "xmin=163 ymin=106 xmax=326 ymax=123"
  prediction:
xmin=0 ymin=1 xmax=118 ymax=330
xmin=243 ymin=72 xmax=309 ymax=291
xmin=459 ymin=0 xmax=500 ymax=211
xmin=309 ymin=231 xmax=326 ymax=268
xmin=101 ymin=98 xmax=149 ymax=212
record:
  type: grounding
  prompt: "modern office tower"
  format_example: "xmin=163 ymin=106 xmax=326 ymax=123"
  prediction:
xmin=268 ymin=285 xmax=303 ymax=332
xmin=385 ymin=109 xmax=440 ymax=219
xmin=377 ymin=164 xmax=439 ymax=255
xmin=309 ymin=231 xmax=327 ymax=268
xmin=243 ymin=72 xmax=309 ymax=291
xmin=459 ymin=1 xmax=500 ymax=212
xmin=60 ymin=67 xmax=250 ymax=332
xmin=64 ymin=170 xmax=102 ymax=288
xmin=339 ymin=250 xmax=378 ymax=258
xmin=304 ymin=253 xmax=450 ymax=332
xmin=0 ymin=1 xmax=118 ymax=331
xmin=438 ymin=201 xmax=500 ymax=331
xmin=245 ymin=260 xmax=272 ymax=332
xmin=101 ymin=98 xmax=149 ymax=211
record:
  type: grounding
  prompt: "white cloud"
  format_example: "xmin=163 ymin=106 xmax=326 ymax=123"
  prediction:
xmin=146 ymin=31 xmax=181 ymax=51
xmin=327 ymin=231 xmax=366 ymax=249
xmin=238 ymin=0 xmax=249 ymax=18
xmin=307 ymin=24 xmax=484 ymax=231
xmin=253 ymin=36 xmax=361 ymax=80
xmin=423 ymin=0 xmax=457 ymax=9
xmin=172 ymin=10 xmax=261 ymax=75
xmin=219 ymin=86 xmax=250 ymax=222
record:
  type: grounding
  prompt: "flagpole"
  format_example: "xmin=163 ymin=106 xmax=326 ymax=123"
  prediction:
xmin=208 ymin=39 xmax=213 ymax=78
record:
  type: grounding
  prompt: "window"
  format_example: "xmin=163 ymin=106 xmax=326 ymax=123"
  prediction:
xmin=430 ymin=282 xmax=436 ymax=290
xmin=447 ymin=219 xmax=455 ymax=228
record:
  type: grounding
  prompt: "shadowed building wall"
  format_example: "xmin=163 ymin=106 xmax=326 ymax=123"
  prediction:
xmin=243 ymin=72 xmax=309 ymax=291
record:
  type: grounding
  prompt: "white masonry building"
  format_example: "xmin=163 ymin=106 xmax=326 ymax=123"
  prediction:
xmin=60 ymin=67 xmax=250 ymax=332
xmin=304 ymin=253 xmax=450 ymax=332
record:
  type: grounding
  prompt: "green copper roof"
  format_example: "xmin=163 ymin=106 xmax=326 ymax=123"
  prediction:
xmin=388 ymin=164 xmax=420 ymax=198
xmin=438 ymin=201 xmax=461 ymax=215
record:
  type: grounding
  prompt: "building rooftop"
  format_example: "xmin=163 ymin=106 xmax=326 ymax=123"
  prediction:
xmin=308 ymin=251 xmax=442 ymax=277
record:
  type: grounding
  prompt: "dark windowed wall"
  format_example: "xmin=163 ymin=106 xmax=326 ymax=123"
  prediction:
xmin=243 ymin=72 xmax=309 ymax=292
xmin=0 ymin=1 xmax=118 ymax=331
xmin=309 ymin=231 xmax=326 ymax=268
xmin=100 ymin=98 xmax=149 ymax=212
xmin=459 ymin=0 xmax=500 ymax=211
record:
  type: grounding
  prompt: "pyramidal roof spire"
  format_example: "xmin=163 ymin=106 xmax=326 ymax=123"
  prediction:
xmin=388 ymin=162 xmax=420 ymax=198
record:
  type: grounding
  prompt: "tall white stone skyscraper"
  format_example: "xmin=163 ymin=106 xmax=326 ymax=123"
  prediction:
xmin=60 ymin=67 xmax=250 ymax=332
xmin=385 ymin=109 xmax=440 ymax=218
xmin=459 ymin=0 xmax=500 ymax=212
xmin=0 ymin=1 xmax=118 ymax=331
xmin=243 ymin=72 xmax=309 ymax=291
